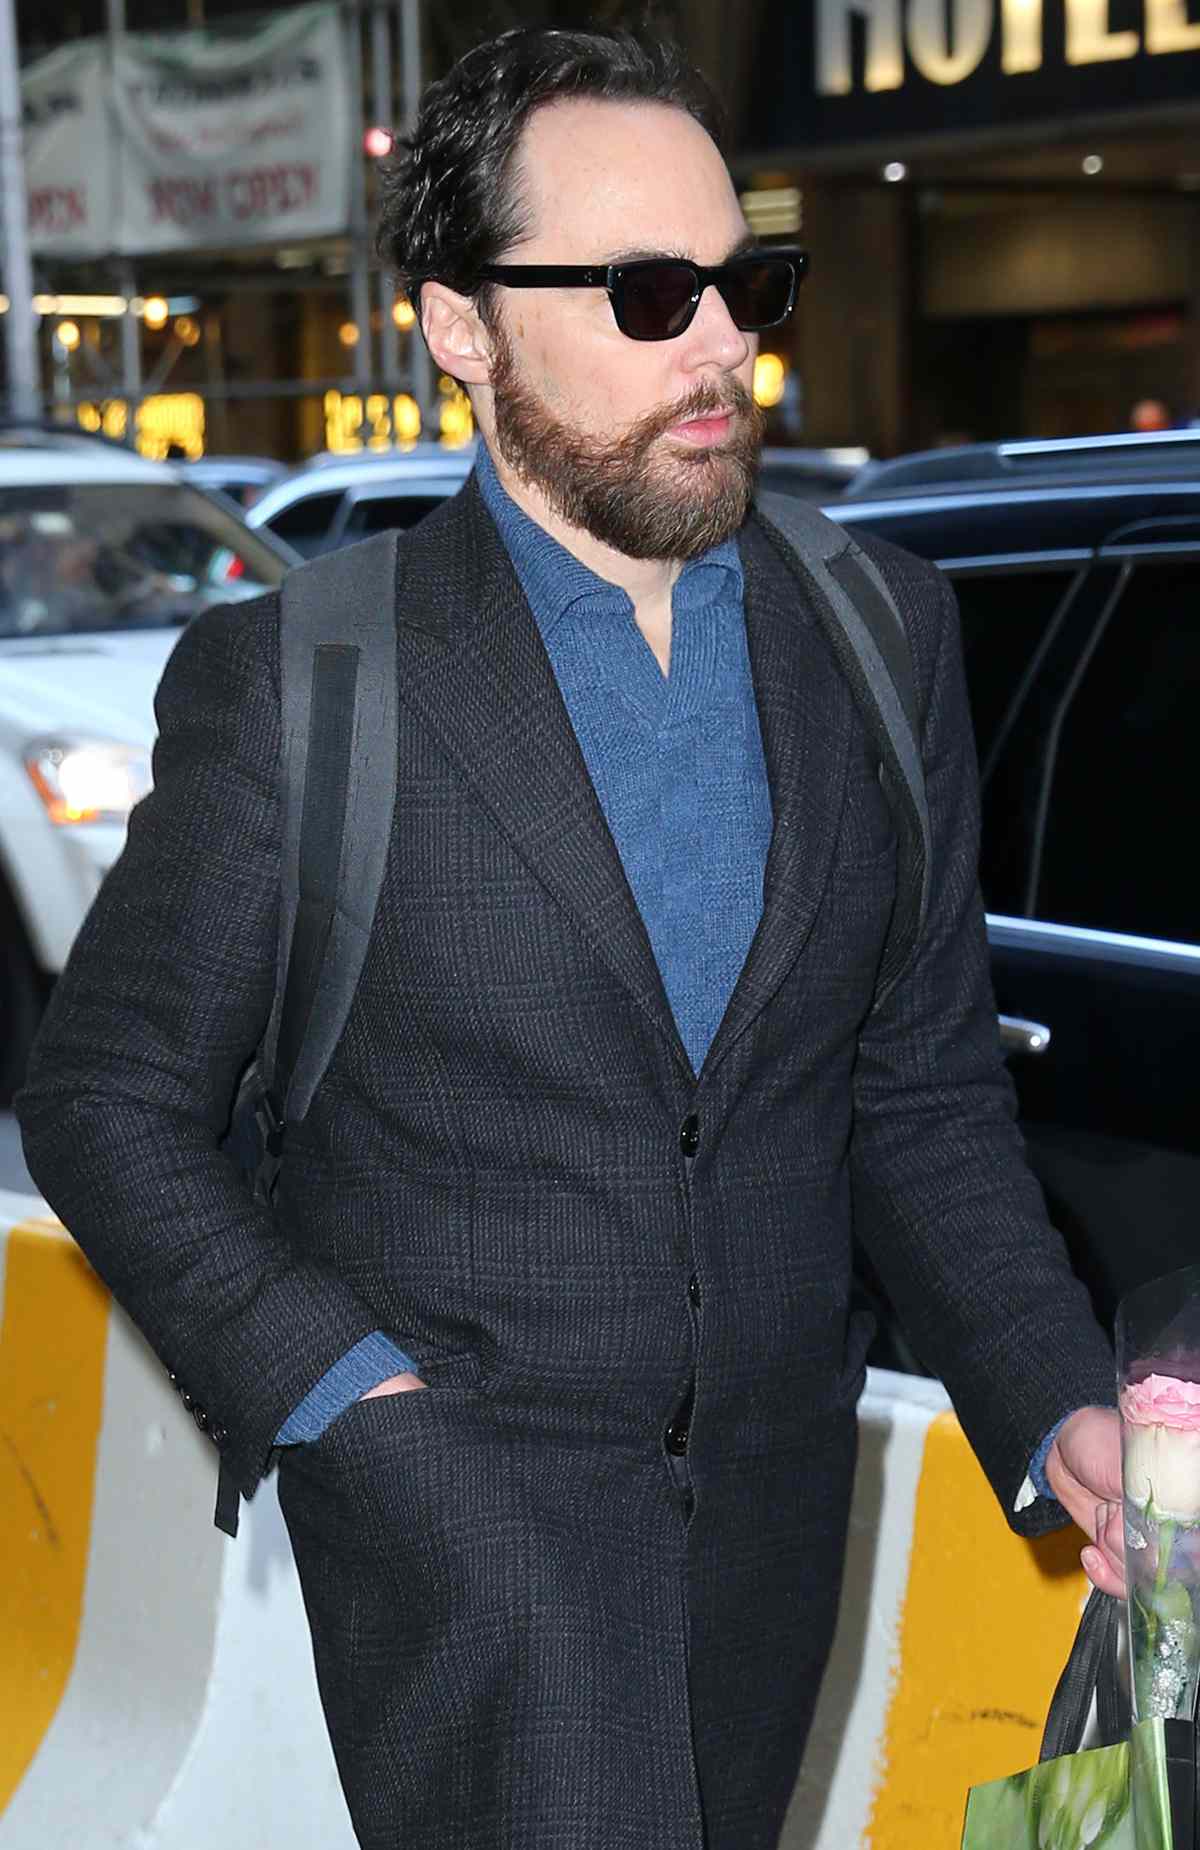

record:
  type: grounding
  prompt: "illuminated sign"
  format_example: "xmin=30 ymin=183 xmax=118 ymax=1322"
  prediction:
xmin=323 ymin=384 xmax=475 ymax=455
xmin=818 ymin=0 xmax=1200 ymax=93
xmin=76 ymin=393 xmax=205 ymax=459
xmin=752 ymin=0 xmax=1200 ymax=150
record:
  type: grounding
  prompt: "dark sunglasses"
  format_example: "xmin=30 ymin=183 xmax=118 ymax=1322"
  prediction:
xmin=475 ymin=249 xmax=808 ymax=343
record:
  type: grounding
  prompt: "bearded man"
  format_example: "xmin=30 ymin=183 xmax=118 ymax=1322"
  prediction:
xmin=19 ymin=26 xmax=1124 ymax=1850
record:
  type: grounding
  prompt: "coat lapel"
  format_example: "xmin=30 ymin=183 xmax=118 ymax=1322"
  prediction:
xmin=391 ymin=477 xmax=692 ymax=1078
xmin=700 ymin=517 xmax=855 ymax=1081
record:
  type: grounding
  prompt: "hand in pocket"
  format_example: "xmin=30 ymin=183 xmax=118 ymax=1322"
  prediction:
xmin=360 ymin=1370 xmax=427 ymax=1400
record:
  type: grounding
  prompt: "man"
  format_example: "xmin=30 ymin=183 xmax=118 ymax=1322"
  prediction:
xmin=19 ymin=27 xmax=1124 ymax=1850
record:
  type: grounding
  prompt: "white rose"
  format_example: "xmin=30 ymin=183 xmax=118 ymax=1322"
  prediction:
xmin=1124 ymin=1422 xmax=1200 ymax=1522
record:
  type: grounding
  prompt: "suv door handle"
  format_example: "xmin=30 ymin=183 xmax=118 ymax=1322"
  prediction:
xmin=998 ymin=1014 xmax=1052 ymax=1057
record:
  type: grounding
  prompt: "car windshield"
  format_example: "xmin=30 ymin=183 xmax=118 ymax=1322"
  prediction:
xmin=0 ymin=481 xmax=288 ymax=638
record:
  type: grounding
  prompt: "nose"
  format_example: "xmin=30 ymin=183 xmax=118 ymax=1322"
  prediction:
xmin=681 ymin=281 xmax=752 ymax=373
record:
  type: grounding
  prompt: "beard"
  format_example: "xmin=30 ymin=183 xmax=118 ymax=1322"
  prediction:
xmin=488 ymin=322 xmax=764 ymax=562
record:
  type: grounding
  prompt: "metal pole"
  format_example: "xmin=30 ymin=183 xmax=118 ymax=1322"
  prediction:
xmin=399 ymin=0 xmax=433 ymax=434
xmin=344 ymin=0 xmax=373 ymax=438
xmin=0 ymin=0 xmax=41 ymax=421
xmin=370 ymin=0 xmax=398 ymax=397
xmin=107 ymin=0 xmax=141 ymax=429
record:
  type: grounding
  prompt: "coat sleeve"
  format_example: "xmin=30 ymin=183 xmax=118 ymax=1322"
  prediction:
xmin=847 ymin=555 xmax=1116 ymax=1537
xmin=16 ymin=596 xmax=383 ymax=1501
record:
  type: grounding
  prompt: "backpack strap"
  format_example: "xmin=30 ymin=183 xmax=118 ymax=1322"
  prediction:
xmin=256 ymin=528 xmax=402 ymax=1190
xmin=216 ymin=532 xmax=401 ymax=1538
xmin=754 ymin=491 xmax=932 ymax=1003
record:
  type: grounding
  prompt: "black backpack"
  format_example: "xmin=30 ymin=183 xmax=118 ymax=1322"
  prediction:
xmin=216 ymin=497 xmax=931 ymax=1535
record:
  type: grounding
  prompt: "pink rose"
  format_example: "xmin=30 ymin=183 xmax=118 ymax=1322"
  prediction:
xmin=1122 ymin=1374 xmax=1200 ymax=1432
xmin=1123 ymin=1374 xmax=1200 ymax=1518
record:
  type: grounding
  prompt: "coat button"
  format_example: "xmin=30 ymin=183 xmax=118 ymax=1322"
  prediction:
xmin=679 ymin=1114 xmax=700 ymax=1157
xmin=687 ymin=1273 xmax=701 ymax=1309
xmin=664 ymin=1419 xmax=690 ymax=1456
xmin=178 ymin=1387 xmax=194 ymax=1411
xmin=192 ymin=1405 xmax=210 ymax=1434
xmin=211 ymin=1422 xmax=228 ymax=1448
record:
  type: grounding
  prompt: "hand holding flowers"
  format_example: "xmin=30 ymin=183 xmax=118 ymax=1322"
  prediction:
xmin=1044 ymin=1406 xmax=1126 ymax=1597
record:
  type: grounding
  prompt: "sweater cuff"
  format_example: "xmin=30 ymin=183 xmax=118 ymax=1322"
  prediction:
xmin=1014 ymin=1413 xmax=1074 ymax=1512
xmin=275 ymin=1331 xmax=418 ymax=1444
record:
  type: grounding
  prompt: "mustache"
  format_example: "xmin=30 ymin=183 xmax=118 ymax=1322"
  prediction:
xmin=631 ymin=378 xmax=758 ymax=450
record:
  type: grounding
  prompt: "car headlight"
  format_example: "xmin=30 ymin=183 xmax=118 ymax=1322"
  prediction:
xmin=24 ymin=740 xmax=153 ymax=826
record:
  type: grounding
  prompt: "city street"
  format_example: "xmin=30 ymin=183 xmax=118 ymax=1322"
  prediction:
xmin=2 ymin=4 xmax=1199 ymax=1849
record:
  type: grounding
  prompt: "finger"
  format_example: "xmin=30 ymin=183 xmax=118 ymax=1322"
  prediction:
xmin=1081 ymin=1545 xmax=1125 ymax=1599
xmin=1100 ymin=1503 xmax=1126 ymax=1566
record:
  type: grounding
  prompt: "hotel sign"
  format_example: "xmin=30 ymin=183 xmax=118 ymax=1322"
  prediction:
xmin=751 ymin=0 xmax=1200 ymax=151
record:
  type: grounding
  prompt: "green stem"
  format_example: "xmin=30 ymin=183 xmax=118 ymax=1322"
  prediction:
xmin=1132 ymin=1515 xmax=1179 ymax=1719
xmin=1154 ymin=1518 xmax=1178 ymax=1604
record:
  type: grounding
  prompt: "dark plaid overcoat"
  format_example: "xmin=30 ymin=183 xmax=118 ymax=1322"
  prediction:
xmin=18 ymin=478 xmax=1115 ymax=1850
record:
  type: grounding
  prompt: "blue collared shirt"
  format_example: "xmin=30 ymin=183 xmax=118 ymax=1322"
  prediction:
xmin=473 ymin=440 xmax=773 ymax=1073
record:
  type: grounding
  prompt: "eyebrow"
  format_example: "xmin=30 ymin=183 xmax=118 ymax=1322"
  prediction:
xmin=599 ymin=230 xmax=759 ymax=266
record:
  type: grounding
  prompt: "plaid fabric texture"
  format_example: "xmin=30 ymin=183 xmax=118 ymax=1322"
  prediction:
xmin=18 ymin=481 xmax=1116 ymax=1850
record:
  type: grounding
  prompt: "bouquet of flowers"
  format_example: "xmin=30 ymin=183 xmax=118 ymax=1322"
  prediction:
xmin=1118 ymin=1267 xmax=1200 ymax=1730
xmin=962 ymin=1268 xmax=1200 ymax=1850
xmin=1122 ymin=1372 xmax=1200 ymax=1722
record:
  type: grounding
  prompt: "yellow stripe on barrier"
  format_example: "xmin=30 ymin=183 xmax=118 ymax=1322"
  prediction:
xmin=867 ymin=1409 xmax=1088 ymax=1849
xmin=0 ymin=1219 xmax=109 ymax=1810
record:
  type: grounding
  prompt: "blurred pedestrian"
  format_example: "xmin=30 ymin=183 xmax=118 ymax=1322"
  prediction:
xmin=18 ymin=25 xmax=1123 ymax=1850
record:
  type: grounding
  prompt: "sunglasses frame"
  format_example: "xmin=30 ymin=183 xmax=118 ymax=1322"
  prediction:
xmin=475 ymin=248 xmax=809 ymax=342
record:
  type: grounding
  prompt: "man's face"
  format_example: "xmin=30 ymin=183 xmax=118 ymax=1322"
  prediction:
xmin=482 ymin=98 xmax=764 ymax=562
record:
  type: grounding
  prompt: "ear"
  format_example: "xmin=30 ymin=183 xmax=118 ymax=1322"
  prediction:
xmin=421 ymin=282 xmax=494 ymax=385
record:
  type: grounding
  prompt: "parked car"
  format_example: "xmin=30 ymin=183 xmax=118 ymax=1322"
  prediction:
xmin=179 ymin=454 xmax=288 ymax=509
xmin=758 ymin=444 xmax=868 ymax=502
xmin=247 ymin=444 xmax=475 ymax=558
xmin=829 ymin=428 xmax=1200 ymax=1342
xmin=0 ymin=433 xmax=292 ymax=1098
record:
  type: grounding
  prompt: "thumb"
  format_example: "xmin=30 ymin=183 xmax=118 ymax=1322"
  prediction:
xmin=1054 ymin=1406 xmax=1123 ymax=1500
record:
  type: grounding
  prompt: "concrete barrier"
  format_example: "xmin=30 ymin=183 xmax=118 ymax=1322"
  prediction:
xmin=781 ymin=1375 xmax=1088 ymax=1850
xmin=0 ymin=1197 xmax=355 ymax=1850
xmin=0 ymin=1200 xmax=1088 ymax=1849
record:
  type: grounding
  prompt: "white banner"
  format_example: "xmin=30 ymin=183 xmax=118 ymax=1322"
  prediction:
xmin=113 ymin=2 xmax=351 ymax=253
xmin=23 ymin=42 xmax=117 ymax=259
xmin=22 ymin=3 xmax=351 ymax=258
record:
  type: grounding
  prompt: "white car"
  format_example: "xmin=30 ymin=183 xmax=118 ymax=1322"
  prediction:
xmin=0 ymin=433 xmax=292 ymax=1098
xmin=247 ymin=444 xmax=474 ymax=558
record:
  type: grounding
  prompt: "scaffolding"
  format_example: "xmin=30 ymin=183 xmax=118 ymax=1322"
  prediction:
xmin=1 ymin=0 xmax=446 ymax=458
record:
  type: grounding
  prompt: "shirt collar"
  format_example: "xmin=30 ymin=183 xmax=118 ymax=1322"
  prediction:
xmin=473 ymin=438 xmax=744 ymax=642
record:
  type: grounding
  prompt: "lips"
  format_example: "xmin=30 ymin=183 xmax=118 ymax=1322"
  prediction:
xmin=668 ymin=411 xmax=735 ymax=447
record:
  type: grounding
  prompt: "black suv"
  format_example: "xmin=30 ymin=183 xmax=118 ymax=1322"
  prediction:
xmin=832 ymin=430 xmax=1200 ymax=1337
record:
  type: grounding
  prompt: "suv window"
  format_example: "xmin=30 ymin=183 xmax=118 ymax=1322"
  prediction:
xmin=950 ymin=570 xmax=1075 ymax=772
xmin=264 ymin=491 xmax=344 ymax=558
xmin=943 ymin=567 xmax=1080 ymax=914
xmin=0 ymin=482 xmax=285 ymax=635
xmin=1031 ymin=557 xmax=1200 ymax=945
xmin=344 ymin=494 xmax=448 ymax=539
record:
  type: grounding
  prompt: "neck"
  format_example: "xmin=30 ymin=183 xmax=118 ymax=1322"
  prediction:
xmin=487 ymin=443 xmax=683 ymax=608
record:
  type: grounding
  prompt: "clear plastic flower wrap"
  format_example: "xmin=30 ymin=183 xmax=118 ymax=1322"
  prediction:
xmin=1117 ymin=1266 xmax=1200 ymax=1724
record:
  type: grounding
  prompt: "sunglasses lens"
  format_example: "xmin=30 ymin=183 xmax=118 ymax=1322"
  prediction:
xmin=616 ymin=263 xmax=700 ymax=340
xmin=719 ymin=259 xmax=796 ymax=331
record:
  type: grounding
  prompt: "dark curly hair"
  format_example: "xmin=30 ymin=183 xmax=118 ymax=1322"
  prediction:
xmin=375 ymin=26 xmax=723 ymax=316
